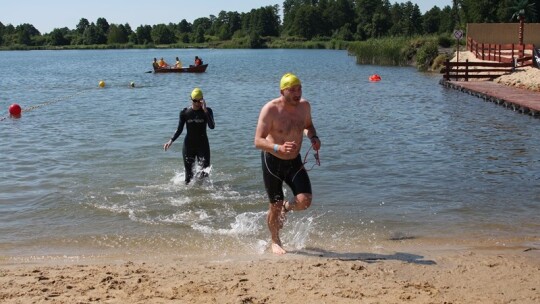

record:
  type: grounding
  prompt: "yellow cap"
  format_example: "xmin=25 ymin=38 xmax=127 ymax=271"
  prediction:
xmin=191 ymin=87 xmax=203 ymax=100
xmin=280 ymin=73 xmax=301 ymax=90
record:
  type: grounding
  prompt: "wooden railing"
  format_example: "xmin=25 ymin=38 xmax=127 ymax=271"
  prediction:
xmin=441 ymin=59 xmax=515 ymax=81
xmin=467 ymin=37 xmax=535 ymax=66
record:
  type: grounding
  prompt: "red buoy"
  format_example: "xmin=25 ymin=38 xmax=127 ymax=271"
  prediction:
xmin=369 ymin=74 xmax=381 ymax=82
xmin=9 ymin=103 xmax=22 ymax=117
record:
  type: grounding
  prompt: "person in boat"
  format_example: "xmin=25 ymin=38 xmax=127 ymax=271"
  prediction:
xmin=152 ymin=58 xmax=159 ymax=69
xmin=158 ymin=57 xmax=169 ymax=68
xmin=194 ymin=56 xmax=203 ymax=66
xmin=254 ymin=73 xmax=321 ymax=255
xmin=163 ymin=88 xmax=215 ymax=184
xmin=175 ymin=57 xmax=182 ymax=68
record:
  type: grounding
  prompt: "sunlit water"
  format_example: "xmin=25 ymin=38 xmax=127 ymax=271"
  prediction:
xmin=0 ymin=49 xmax=539 ymax=261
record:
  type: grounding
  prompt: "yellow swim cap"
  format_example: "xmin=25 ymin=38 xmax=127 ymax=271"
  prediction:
xmin=191 ymin=87 xmax=203 ymax=100
xmin=280 ymin=73 xmax=301 ymax=90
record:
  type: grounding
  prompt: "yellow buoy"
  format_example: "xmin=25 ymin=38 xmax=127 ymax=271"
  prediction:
xmin=99 ymin=80 xmax=105 ymax=88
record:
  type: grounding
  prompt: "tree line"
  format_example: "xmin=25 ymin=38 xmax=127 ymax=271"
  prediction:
xmin=0 ymin=0 xmax=537 ymax=48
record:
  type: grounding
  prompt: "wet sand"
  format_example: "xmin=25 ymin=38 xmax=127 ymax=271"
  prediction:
xmin=1 ymin=239 xmax=539 ymax=303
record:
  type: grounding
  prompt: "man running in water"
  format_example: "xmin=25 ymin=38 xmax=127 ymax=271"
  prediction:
xmin=164 ymin=88 xmax=215 ymax=184
xmin=254 ymin=73 xmax=321 ymax=255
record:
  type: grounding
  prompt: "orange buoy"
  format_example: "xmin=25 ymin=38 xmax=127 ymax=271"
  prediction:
xmin=9 ymin=103 xmax=22 ymax=117
xmin=369 ymin=74 xmax=381 ymax=82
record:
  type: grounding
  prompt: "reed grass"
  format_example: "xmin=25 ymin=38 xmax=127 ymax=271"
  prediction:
xmin=348 ymin=37 xmax=410 ymax=66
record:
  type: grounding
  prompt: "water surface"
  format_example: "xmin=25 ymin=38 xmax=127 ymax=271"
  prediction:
xmin=0 ymin=49 xmax=539 ymax=260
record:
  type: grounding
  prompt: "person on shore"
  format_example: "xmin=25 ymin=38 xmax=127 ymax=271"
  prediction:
xmin=175 ymin=57 xmax=182 ymax=68
xmin=254 ymin=73 xmax=321 ymax=255
xmin=194 ymin=56 xmax=203 ymax=66
xmin=158 ymin=57 xmax=169 ymax=68
xmin=164 ymin=88 xmax=215 ymax=184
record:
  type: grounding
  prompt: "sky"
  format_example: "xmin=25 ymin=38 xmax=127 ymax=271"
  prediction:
xmin=0 ymin=0 xmax=453 ymax=34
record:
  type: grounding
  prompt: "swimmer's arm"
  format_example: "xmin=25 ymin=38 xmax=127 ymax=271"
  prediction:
xmin=164 ymin=110 xmax=186 ymax=151
xmin=170 ymin=110 xmax=186 ymax=142
xmin=205 ymin=107 xmax=215 ymax=129
xmin=254 ymin=105 xmax=280 ymax=153
xmin=303 ymin=102 xmax=320 ymax=150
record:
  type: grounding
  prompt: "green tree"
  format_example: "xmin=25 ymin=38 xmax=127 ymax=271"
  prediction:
xmin=407 ymin=2 xmax=423 ymax=36
xmin=227 ymin=11 xmax=242 ymax=36
xmin=259 ymin=5 xmax=281 ymax=36
xmin=96 ymin=17 xmax=110 ymax=35
xmin=355 ymin=0 xmax=381 ymax=38
xmin=2 ymin=24 xmax=16 ymax=46
xmin=211 ymin=11 xmax=230 ymax=39
xmin=244 ymin=6 xmax=280 ymax=37
xmin=465 ymin=0 xmax=504 ymax=22
xmin=76 ymin=18 xmax=90 ymax=34
xmin=422 ymin=6 xmax=442 ymax=34
xmin=152 ymin=24 xmax=176 ymax=44
xmin=370 ymin=1 xmax=392 ymax=38
xmin=123 ymin=23 xmax=133 ymax=37
xmin=178 ymin=19 xmax=192 ymax=33
xmin=192 ymin=17 xmax=212 ymax=35
xmin=136 ymin=25 xmax=153 ymax=44
xmin=217 ymin=24 xmax=230 ymax=40
xmin=48 ymin=27 xmax=70 ymax=45
xmin=289 ymin=5 xmax=322 ymax=39
xmin=213 ymin=10 xmax=242 ymax=40
xmin=193 ymin=26 xmax=205 ymax=43
xmin=82 ymin=24 xmax=98 ymax=45
xmin=16 ymin=23 xmax=40 ymax=45
xmin=388 ymin=2 xmax=422 ymax=36
xmin=335 ymin=23 xmax=354 ymax=41
xmin=328 ymin=0 xmax=355 ymax=32
xmin=282 ymin=0 xmax=304 ymax=34
xmin=438 ymin=5 xmax=457 ymax=34
xmin=249 ymin=30 xmax=264 ymax=48
xmin=0 ymin=22 xmax=5 ymax=46
xmin=369 ymin=8 xmax=392 ymax=38
xmin=107 ymin=24 xmax=128 ymax=44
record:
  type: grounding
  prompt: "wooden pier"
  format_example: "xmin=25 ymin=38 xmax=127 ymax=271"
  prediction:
xmin=440 ymin=80 xmax=540 ymax=118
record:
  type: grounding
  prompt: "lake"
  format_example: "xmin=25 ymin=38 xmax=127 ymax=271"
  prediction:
xmin=0 ymin=48 xmax=539 ymax=261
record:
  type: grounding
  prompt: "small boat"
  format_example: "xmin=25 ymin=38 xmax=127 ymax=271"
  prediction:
xmin=153 ymin=64 xmax=208 ymax=73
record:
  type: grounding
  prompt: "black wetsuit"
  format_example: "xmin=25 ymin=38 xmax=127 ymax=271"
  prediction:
xmin=170 ymin=107 xmax=215 ymax=183
xmin=261 ymin=152 xmax=312 ymax=203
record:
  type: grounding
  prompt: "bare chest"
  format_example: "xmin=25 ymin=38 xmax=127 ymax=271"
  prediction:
xmin=273 ymin=110 xmax=306 ymax=136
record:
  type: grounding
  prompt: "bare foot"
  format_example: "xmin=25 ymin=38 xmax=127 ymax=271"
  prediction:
xmin=272 ymin=243 xmax=287 ymax=255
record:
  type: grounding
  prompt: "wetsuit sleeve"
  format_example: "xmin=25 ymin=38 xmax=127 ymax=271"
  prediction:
xmin=206 ymin=108 xmax=215 ymax=129
xmin=170 ymin=109 xmax=186 ymax=142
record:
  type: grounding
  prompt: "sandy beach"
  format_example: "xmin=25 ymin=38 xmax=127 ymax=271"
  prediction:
xmin=1 ymin=238 xmax=539 ymax=303
xmin=453 ymin=51 xmax=540 ymax=92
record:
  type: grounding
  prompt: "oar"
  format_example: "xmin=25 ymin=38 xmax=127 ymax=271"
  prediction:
xmin=145 ymin=70 xmax=153 ymax=73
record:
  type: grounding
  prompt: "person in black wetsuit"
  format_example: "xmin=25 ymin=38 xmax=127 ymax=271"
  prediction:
xmin=164 ymin=87 xmax=215 ymax=184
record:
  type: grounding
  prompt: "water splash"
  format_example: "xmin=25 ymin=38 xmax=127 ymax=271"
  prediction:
xmin=284 ymin=215 xmax=316 ymax=250
xmin=192 ymin=211 xmax=266 ymax=236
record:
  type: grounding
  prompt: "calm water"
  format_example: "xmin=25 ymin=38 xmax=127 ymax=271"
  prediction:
xmin=0 ymin=49 xmax=539 ymax=261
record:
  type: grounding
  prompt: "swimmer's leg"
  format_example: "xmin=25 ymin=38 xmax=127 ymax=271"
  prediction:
xmin=279 ymin=200 xmax=291 ymax=229
xmin=268 ymin=202 xmax=286 ymax=255
xmin=183 ymin=151 xmax=196 ymax=184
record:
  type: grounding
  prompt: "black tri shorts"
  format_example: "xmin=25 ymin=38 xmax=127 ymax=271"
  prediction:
xmin=261 ymin=151 xmax=312 ymax=203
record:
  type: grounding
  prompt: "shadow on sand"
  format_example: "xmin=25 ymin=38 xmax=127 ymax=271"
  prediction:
xmin=291 ymin=247 xmax=436 ymax=265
